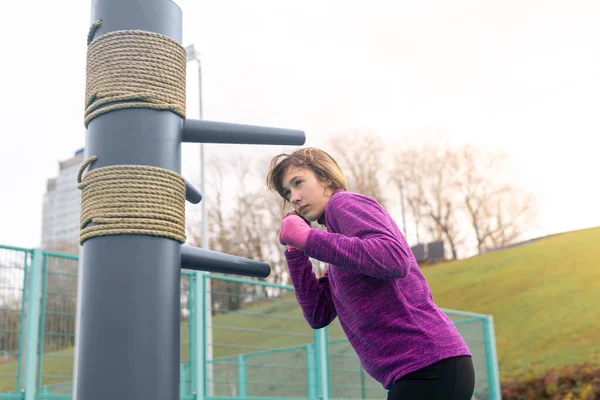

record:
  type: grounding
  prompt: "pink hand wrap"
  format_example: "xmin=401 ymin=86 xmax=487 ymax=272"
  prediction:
xmin=279 ymin=213 xmax=312 ymax=251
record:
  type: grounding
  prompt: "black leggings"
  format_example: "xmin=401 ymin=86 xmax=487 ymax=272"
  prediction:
xmin=387 ymin=356 xmax=475 ymax=400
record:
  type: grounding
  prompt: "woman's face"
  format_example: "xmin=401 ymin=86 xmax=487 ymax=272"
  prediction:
xmin=281 ymin=166 xmax=332 ymax=222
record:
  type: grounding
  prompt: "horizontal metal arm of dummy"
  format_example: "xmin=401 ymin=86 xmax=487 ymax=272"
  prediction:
xmin=180 ymin=244 xmax=271 ymax=278
xmin=184 ymin=178 xmax=202 ymax=204
xmin=182 ymin=119 xmax=305 ymax=145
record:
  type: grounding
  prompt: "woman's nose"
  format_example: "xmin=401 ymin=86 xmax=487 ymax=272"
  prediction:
xmin=290 ymin=191 xmax=301 ymax=204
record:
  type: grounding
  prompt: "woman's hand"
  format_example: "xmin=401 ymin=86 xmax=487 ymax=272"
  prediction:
xmin=279 ymin=212 xmax=312 ymax=251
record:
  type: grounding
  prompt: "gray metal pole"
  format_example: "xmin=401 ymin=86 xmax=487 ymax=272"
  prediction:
xmin=76 ymin=1 xmax=305 ymax=399
xmin=185 ymin=46 xmax=207 ymax=249
xmin=76 ymin=1 xmax=184 ymax=399
xmin=198 ymin=60 xmax=208 ymax=251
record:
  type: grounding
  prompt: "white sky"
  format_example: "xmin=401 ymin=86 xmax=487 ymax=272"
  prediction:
xmin=0 ymin=0 xmax=599 ymax=249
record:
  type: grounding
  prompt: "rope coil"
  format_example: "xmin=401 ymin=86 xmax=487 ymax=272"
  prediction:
xmin=79 ymin=22 xmax=188 ymax=245
xmin=85 ymin=21 xmax=186 ymax=127
xmin=77 ymin=157 xmax=187 ymax=245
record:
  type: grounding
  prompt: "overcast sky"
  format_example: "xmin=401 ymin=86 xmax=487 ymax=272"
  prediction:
xmin=0 ymin=0 xmax=598 ymax=249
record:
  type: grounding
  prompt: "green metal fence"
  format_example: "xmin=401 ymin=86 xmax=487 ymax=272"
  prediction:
xmin=0 ymin=245 xmax=29 ymax=400
xmin=202 ymin=274 xmax=501 ymax=400
xmin=0 ymin=245 xmax=501 ymax=400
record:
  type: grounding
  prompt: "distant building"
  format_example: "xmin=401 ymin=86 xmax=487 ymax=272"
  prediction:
xmin=41 ymin=148 xmax=84 ymax=254
xmin=411 ymin=240 xmax=446 ymax=265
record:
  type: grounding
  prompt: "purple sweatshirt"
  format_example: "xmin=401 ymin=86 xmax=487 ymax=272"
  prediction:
xmin=284 ymin=190 xmax=471 ymax=390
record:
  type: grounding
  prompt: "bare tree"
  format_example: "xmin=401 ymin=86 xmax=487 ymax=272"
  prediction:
xmin=188 ymin=151 xmax=293 ymax=314
xmin=393 ymin=142 xmax=465 ymax=259
xmin=454 ymin=144 xmax=536 ymax=253
xmin=405 ymin=192 xmax=425 ymax=244
xmin=0 ymin=258 xmax=25 ymax=358
xmin=204 ymin=153 xmax=248 ymax=314
xmin=0 ymin=299 xmax=21 ymax=358
xmin=182 ymin=153 xmax=243 ymax=315
xmin=478 ymin=188 xmax=536 ymax=251
xmin=256 ymin=188 xmax=291 ymax=286
xmin=393 ymin=141 xmax=537 ymax=258
xmin=327 ymin=131 xmax=389 ymax=207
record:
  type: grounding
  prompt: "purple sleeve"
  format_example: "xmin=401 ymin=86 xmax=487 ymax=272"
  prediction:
xmin=284 ymin=250 xmax=337 ymax=329
xmin=304 ymin=193 xmax=412 ymax=280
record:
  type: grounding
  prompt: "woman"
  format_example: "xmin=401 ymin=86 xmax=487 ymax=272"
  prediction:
xmin=266 ymin=147 xmax=475 ymax=400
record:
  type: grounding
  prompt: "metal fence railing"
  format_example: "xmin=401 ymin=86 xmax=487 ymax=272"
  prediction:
xmin=0 ymin=245 xmax=502 ymax=400
xmin=0 ymin=245 xmax=30 ymax=400
xmin=201 ymin=274 xmax=501 ymax=400
xmin=36 ymin=250 xmax=78 ymax=394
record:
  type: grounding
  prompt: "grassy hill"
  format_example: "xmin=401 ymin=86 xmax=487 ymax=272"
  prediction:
xmin=1 ymin=226 xmax=598 ymax=393
xmin=202 ymin=226 xmax=600 ymax=386
xmin=421 ymin=226 xmax=600 ymax=379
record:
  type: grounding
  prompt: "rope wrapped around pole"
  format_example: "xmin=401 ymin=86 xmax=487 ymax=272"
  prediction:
xmin=77 ymin=157 xmax=187 ymax=244
xmin=85 ymin=21 xmax=187 ymax=127
xmin=79 ymin=21 xmax=187 ymax=244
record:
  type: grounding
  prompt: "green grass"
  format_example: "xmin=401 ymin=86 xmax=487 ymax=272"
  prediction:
xmin=1 ymin=226 xmax=598 ymax=393
xmin=206 ymin=227 xmax=600 ymax=383
xmin=421 ymin=226 xmax=600 ymax=380
xmin=0 ymin=325 xmax=194 ymax=393
xmin=204 ymin=292 xmax=346 ymax=359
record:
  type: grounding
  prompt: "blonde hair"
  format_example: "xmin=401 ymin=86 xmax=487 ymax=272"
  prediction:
xmin=266 ymin=147 xmax=348 ymax=207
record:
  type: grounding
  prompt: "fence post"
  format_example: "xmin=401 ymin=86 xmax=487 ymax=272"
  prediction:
xmin=238 ymin=355 xmax=247 ymax=398
xmin=15 ymin=250 xmax=31 ymax=392
xmin=180 ymin=363 xmax=186 ymax=397
xmin=483 ymin=315 xmax=502 ymax=400
xmin=359 ymin=367 xmax=366 ymax=399
xmin=191 ymin=271 xmax=206 ymax=400
xmin=36 ymin=256 xmax=49 ymax=392
xmin=306 ymin=344 xmax=318 ymax=400
xmin=205 ymin=276 xmax=214 ymax=398
xmin=23 ymin=249 xmax=44 ymax=400
xmin=313 ymin=328 xmax=330 ymax=400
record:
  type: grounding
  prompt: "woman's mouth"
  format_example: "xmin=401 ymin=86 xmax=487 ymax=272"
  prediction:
xmin=298 ymin=205 xmax=308 ymax=214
